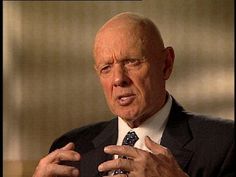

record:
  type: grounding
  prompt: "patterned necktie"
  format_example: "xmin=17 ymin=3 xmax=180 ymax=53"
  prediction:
xmin=113 ymin=131 xmax=139 ymax=175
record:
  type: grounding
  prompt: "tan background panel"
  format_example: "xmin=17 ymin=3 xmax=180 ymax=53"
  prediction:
xmin=3 ymin=1 xmax=234 ymax=177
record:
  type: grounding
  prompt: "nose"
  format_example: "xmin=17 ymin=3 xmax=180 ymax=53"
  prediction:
xmin=112 ymin=64 xmax=131 ymax=87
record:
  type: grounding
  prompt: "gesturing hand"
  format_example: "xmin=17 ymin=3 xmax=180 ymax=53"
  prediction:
xmin=33 ymin=142 xmax=80 ymax=177
xmin=98 ymin=136 xmax=189 ymax=177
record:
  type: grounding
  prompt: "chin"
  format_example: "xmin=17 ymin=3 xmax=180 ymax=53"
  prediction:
xmin=110 ymin=103 xmax=142 ymax=119
xmin=115 ymin=109 xmax=140 ymax=120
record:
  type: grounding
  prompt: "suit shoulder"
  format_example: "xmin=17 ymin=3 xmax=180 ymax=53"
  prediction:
xmin=187 ymin=112 xmax=234 ymax=143
xmin=183 ymin=113 xmax=235 ymax=175
xmin=49 ymin=119 xmax=115 ymax=152
xmin=187 ymin=113 xmax=234 ymax=131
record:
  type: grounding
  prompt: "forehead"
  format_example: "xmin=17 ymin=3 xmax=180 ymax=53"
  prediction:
xmin=97 ymin=22 xmax=144 ymax=45
xmin=94 ymin=26 xmax=146 ymax=61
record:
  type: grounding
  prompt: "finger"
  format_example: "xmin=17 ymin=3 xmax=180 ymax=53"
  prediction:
xmin=48 ymin=164 xmax=79 ymax=177
xmin=61 ymin=142 xmax=75 ymax=150
xmin=98 ymin=158 xmax=132 ymax=172
xmin=104 ymin=145 xmax=140 ymax=158
xmin=52 ymin=149 xmax=81 ymax=163
xmin=41 ymin=148 xmax=80 ymax=164
xmin=145 ymin=136 xmax=171 ymax=157
xmin=43 ymin=142 xmax=76 ymax=163
xmin=53 ymin=142 xmax=80 ymax=162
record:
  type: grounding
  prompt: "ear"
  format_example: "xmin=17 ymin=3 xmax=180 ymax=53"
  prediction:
xmin=163 ymin=47 xmax=175 ymax=80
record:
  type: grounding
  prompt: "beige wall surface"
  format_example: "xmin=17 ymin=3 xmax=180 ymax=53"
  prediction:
xmin=3 ymin=1 xmax=234 ymax=177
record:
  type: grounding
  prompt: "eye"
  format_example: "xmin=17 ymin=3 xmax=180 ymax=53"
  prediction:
xmin=99 ymin=64 xmax=112 ymax=74
xmin=123 ymin=59 xmax=142 ymax=67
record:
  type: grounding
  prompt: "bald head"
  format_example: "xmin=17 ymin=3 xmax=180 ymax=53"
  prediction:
xmin=93 ymin=12 xmax=165 ymax=60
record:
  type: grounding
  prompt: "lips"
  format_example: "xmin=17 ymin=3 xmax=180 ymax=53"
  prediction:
xmin=116 ymin=93 xmax=136 ymax=106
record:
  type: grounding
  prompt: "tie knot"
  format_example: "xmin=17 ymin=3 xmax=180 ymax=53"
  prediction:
xmin=122 ymin=131 xmax=139 ymax=146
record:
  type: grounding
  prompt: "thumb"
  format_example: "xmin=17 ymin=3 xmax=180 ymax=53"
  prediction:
xmin=145 ymin=136 xmax=166 ymax=154
xmin=61 ymin=142 xmax=75 ymax=150
xmin=145 ymin=136 xmax=158 ymax=152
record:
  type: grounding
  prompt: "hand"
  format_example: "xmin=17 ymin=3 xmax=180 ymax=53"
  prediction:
xmin=33 ymin=142 xmax=80 ymax=177
xmin=98 ymin=136 xmax=189 ymax=177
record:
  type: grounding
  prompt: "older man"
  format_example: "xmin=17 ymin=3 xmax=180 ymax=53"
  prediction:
xmin=33 ymin=12 xmax=234 ymax=177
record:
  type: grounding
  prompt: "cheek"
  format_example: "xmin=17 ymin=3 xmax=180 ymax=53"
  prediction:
xmin=140 ymin=66 xmax=152 ymax=86
xmin=139 ymin=78 xmax=152 ymax=102
xmin=100 ymin=79 xmax=112 ymax=99
xmin=135 ymin=69 xmax=162 ymax=99
xmin=132 ymin=71 xmax=152 ymax=99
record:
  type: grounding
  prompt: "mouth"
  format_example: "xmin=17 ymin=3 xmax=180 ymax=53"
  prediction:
xmin=116 ymin=94 xmax=136 ymax=106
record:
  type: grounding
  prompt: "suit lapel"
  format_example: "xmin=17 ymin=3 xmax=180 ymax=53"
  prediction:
xmin=161 ymin=98 xmax=193 ymax=170
xmin=80 ymin=118 xmax=118 ymax=177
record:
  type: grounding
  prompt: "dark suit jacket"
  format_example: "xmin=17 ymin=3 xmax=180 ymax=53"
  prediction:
xmin=49 ymin=98 xmax=235 ymax=177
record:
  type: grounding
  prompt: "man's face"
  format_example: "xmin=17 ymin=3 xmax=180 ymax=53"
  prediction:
xmin=94 ymin=25 xmax=171 ymax=126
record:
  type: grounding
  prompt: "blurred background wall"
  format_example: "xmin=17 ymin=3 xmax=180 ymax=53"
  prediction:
xmin=3 ymin=1 xmax=234 ymax=176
